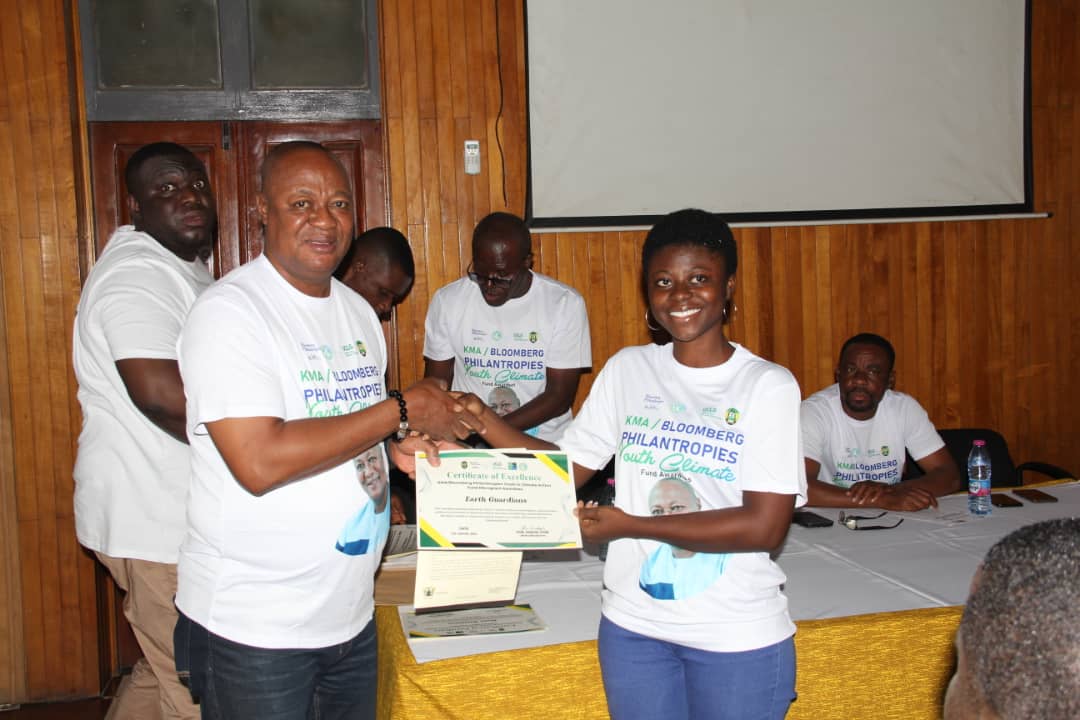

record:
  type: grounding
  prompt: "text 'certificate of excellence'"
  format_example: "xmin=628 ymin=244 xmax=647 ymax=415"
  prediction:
xmin=415 ymin=449 xmax=582 ymax=550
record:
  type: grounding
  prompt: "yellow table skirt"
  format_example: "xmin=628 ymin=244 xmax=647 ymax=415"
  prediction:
xmin=376 ymin=604 xmax=961 ymax=720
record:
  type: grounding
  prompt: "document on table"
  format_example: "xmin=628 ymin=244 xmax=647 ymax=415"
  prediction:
xmin=402 ymin=603 xmax=546 ymax=638
xmin=415 ymin=449 xmax=582 ymax=549
xmin=413 ymin=549 xmax=523 ymax=612
xmin=383 ymin=523 xmax=417 ymax=559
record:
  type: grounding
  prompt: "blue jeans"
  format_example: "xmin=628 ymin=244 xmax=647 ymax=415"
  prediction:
xmin=174 ymin=611 xmax=378 ymax=720
xmin=597 ymin=615 xmax=796 ymax=720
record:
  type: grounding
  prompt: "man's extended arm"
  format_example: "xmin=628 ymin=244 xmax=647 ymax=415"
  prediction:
xmin=501 ymin=367 xmax=583 ymax=433
xmin=206 ymin=379 xmax=481 ymax=496
xmin=116 ymin=358 xmax=188 ymax=443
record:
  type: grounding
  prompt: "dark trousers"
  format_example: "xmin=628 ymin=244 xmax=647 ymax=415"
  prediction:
xmin=174 ymin=610 xmax=378 ymax=720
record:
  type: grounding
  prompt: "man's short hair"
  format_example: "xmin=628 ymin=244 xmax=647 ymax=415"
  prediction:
xmin=641 ymin=209 xmax=738 ymax=277
xmin=336 ymin=226 xmax=415 ymax=281
xmin=472 ymin=212 xmax=531 ymax=257
xmin=260 ymin=140 xmax=339 ymax=191
xmin=961 ymin=518 xmax=1080 ymax=718
xmin=838 ymin=332 xmax=896 ymax=371
xmin=124 ymin=142 xmax=198 ymax=196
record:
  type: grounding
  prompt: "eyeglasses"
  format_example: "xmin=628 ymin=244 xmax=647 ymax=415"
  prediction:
xmin=839 ymin=365 xmax=886 ymax=380
xmin=838 ymin=510 xmax=904 ymax=531
xmin=467 ymin=264 xmax=517 ymax=289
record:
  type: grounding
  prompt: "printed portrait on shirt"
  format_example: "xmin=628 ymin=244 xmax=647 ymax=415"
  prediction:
xmin=335 ymin=446 xmax=391 ymax=556
xmin=639 ymin=475 xmax=729 ymax=600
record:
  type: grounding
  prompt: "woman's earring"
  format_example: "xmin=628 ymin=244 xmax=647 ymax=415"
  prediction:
xmin=722 ymin=299 xmax=738 ymax=324
xmin=645 ymin=309 xmax=661 ymax=332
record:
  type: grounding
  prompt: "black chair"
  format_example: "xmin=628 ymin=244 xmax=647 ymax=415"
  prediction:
xmin=907 ymin=428 xmax=1072 ymax=488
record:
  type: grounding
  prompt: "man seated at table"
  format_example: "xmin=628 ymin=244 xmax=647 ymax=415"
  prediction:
xmin=801 ymin=332 xmax=960 ymax=510
xmin=944 ymin=517 xmax=1080 ymax=719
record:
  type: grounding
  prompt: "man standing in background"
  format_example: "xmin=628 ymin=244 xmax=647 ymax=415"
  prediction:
xmin=337 ymin=225 xmax=418 ymax=523
xmin=424 ymin=212 xmax=591 ymax=442
xmin=73 ymin=142 xmax=215 ymax=720
xmin=336 ymin=225 xmax=415 ymax=322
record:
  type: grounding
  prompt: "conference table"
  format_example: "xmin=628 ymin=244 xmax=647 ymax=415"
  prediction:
xmin=374 ymin=481 xmax=1079 ymax=720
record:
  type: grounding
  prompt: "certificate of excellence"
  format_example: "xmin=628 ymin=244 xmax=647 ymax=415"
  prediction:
xmin=415 ymin=449 xmax=582 ymax=550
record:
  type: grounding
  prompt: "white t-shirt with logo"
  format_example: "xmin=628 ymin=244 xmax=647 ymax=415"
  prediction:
xmin=73 ymin=227 xmax=213 ymax=563
xmin=423 ymin=272 xmax=591 ymax=441
xmin=557 ymin=343 xmax=806 ymax=653
xmin=800 ymin=384 xmax=945 ymax=488
xmin=177 ymin=255 xmax=390 ymax=649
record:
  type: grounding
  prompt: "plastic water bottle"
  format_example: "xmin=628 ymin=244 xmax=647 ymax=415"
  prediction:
xmin=967 ymin=440 xmax=992 ymax=516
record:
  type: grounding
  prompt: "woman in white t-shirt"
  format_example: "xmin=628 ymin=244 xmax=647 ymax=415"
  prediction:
xmin=471 ymin=209 xmax=805 ymax=720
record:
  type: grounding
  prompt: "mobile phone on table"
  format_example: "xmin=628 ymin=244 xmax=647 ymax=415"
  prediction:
xmin=1012 ymin=488 xmax=1058 ymax=503
xmin=990 ymin=493 xmax=1023 ymax=508
xmin=792 ymin=510 xmax=834 ymax=528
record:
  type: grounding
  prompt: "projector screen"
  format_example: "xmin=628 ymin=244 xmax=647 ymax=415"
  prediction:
xmin=525 ymin=0 xmax=1031 ymax=227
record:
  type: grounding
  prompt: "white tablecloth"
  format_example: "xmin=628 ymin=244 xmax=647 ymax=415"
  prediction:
xmin=403 ymin=482 xmax=1080 ymax=663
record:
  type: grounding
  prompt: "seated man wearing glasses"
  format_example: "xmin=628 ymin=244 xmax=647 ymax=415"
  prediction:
xmin=801 ymin=333 xmax=960 ymax=510
xmin=423 ymin=212 xmax=591 ymax=442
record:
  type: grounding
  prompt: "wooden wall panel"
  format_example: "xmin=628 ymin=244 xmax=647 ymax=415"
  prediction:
xmin=380 ymin=0 xmax=528 ymax=384
xmin=0 ymin=0 xmax=99 ymax=702
xmin=0 ymin=0 xmax=1074 ymax=704
xmin=382 ymin=0 xmax=1080 ymax=477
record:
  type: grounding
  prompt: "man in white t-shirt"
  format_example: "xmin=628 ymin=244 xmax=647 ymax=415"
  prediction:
xmin=174 ymin=141 xmax=482 ymax=720
xmin=73 ymin=142 xmax=216 ymax=720
xmin=801 ymin=332 xmax=960 ymax=510
xmin=423 ymin=212 xmax=591 ymax=442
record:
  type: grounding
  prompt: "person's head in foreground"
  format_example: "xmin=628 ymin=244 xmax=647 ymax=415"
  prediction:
xmin=337 ymin=226 xmax=415 ymax=320
xmin=257 ymin=141 xmax=354 ymax=297
xmin=647 ymin=476 xmax=702 ymax=558
xmin=641 ymin=209 xmax=737 ymax=366
xmin=835 ymin=332 xmax=896 ymax=421
xmin=943 ymin=517 xmax=1080 ymax=719
xmin=469 ymin=212 xmax=533 ymax=307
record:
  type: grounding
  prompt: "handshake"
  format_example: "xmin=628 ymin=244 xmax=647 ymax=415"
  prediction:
xmin=393 ymin=377 xmax=494 ymax=443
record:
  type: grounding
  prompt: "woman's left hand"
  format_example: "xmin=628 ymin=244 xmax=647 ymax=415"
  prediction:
xmin=575 ymin=501 xmax=631 ymax=543
xmin=389 ymin=434 xmax=463 ymax=477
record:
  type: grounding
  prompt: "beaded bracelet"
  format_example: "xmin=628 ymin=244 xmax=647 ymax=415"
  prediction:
xmin=387 ymin=389 xmax=409 ymax=440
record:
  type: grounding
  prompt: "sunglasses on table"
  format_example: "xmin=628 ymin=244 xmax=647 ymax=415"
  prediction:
xmin=838 ymin=510 xmax=904 ymax=531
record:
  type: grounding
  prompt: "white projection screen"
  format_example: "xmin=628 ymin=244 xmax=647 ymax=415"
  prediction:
xmin=525 ymin=0 xmax=1031 ymax=227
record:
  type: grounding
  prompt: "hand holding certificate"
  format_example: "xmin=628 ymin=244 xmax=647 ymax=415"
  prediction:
xmin=415 ymin=449 xmax=582 ymax=550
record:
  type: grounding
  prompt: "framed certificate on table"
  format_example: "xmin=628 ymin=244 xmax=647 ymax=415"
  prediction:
xmin=415 ymin=449 xmax=582 ymax=550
